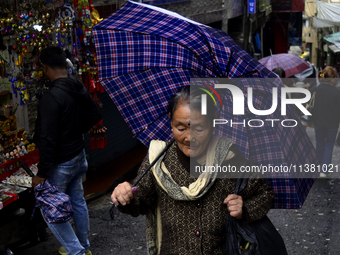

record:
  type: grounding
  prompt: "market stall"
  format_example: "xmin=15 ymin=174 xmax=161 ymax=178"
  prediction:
xmin=0 ymin=0 xmax=107 ymax=251
xmin=0 ymin=131 xmax=43 ymax=251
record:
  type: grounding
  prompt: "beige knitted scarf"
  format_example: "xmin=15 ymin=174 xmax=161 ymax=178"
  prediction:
xmin=145 ymin=136 xmax=234 ymax=255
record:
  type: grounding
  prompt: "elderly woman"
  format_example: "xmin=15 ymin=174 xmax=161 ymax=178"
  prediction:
xmin=111 ymin=86 xmax=275 ymax=254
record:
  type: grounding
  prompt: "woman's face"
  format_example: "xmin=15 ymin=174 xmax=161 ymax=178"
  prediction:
xmin=171 ymin=104 xmax=213 ymax=158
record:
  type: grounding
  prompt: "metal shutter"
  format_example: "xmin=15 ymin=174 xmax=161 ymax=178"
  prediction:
xmin=84 ymin=91 xmax=141 ymax=169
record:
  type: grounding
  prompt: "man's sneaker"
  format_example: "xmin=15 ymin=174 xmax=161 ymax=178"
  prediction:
xmin=58 ymin=246 xmax=66 ymax=255
xmin=58 ymin=246 xmax=92 ymax=255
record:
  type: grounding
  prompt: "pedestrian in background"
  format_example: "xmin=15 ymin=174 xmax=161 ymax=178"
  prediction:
xmin=313 ymin=66 xmax=340 ymax=177
xmin=32 ymin=46 xmax=102 ymax=255
xmin=272 ymin=67 xmax=286 ymax=79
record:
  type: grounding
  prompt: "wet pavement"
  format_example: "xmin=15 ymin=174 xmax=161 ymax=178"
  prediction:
xmin=11 ymin=127 xmax=340 ymax=255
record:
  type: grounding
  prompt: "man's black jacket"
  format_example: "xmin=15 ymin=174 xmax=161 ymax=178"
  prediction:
xmin=34 ymin=76 xmax=102 ymax=178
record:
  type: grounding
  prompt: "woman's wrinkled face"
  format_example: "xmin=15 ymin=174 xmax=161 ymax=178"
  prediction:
xmin=171 ymin=104 xmax=213 ymax=158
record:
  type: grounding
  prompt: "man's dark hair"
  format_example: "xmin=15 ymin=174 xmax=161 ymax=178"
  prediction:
xmin=40 ymin=46 xmax=66 ymax=70
xmin=272 ymin=67 xmax=286 ymax=78
xmin=167 ymin=85 xmax=217 ymax=124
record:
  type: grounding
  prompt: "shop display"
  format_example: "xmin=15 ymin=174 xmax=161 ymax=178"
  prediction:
xmin=0 ymin=0 xmax=108 ymax=214
xmin=0 ymin=131 xmax=35 ymax=165
xmin=0 ymin=183 xmax=27 ymax=194
xmin=0 ymin=3 xmax=109 ymax=250
xmin=0 ymin=193 xmax=16 ymax=209
xmin=0 ymin=152 xmax=38 ymax=209
xmin=2 ymin=165 xmax=37 ymax=188
xmin=0 ymin=0 xmax=107 ymax=151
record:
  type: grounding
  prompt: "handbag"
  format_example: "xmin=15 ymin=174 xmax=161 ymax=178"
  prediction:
xmin=225 ymin=179 xmax=288 ymax=255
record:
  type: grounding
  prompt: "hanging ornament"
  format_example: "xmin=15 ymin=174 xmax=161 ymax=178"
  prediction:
xmin=15 ymin=55 xmax=22 ymax=66
xmin=90 ymin=8 xmax=103 ymax=25
xmin=10 ymin=78 xmax=17 ymax=98
xmin=57 ymin=4 xmax=77 ymax=24
xmin=14 ymin=81 xmax=28 ymax=105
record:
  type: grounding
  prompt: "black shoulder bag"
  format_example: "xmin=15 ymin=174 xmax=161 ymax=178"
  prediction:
xmin=225 ymin=178 xmax=288 ymax=255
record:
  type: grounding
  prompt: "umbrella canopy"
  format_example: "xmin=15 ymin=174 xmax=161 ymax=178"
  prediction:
xmin=93 ymin=1 xmax=320 ymax=209
xmin=33 ymin=179 xmax=73 ymax=224
xmin=259 ymin=53 xmax=310 ymax=77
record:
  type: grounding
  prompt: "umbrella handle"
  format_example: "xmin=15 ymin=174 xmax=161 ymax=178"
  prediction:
xmin=19 ymin=160 xmax=35 ymax=178
xmin=114 ymin=138 xmax=175 ymax=209
xmin=132 ymin=138 xmax=175 ymax=187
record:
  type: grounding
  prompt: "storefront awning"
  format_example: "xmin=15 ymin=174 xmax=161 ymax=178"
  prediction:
xmin=315 ymin=1 xmax=340 ymax=27
xmin=313 ymin=17 xmax=335 ymax=28
xmin=328 ymin=44 xmax=340 ymax=53
xmin=324 ymin=32 xmax=340 ymax=44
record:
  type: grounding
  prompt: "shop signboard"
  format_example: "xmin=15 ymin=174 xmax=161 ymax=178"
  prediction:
xmin=249 ymin=0 xmax=256 ymax=13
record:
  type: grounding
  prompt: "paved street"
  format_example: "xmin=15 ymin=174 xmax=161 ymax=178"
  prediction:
xmin=12 ymin=127 xmax=340 ymax=255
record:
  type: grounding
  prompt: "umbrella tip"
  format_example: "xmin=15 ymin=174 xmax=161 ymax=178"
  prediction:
xmin=270 ymin=49 xmax=273 ymax=56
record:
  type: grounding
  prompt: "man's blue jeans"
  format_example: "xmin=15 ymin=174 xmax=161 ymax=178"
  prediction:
xmin=315 ymin=127 xmax=338 ymax=165
xmin=42 ymin=149 xmax=90 ymax=255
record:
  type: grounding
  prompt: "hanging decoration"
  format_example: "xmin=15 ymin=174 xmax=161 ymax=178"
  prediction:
xmin=89 ymin=94 xmax=106 ymax=149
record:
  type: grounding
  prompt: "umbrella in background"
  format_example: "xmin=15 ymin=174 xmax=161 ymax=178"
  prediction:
xmin=259 ymin=53 xmax=310 ymax=77
xmin=93 ymin=1 xmax=320 ymax=209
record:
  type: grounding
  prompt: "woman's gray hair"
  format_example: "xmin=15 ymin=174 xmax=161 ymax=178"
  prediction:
xmin=167 ymin=85 xmax=218 ymax=124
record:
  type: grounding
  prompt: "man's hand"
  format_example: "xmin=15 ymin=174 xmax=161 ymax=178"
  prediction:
xmin=32 ymin=176 xmax=46 ymax=189
xmin=224 ymin=194 xmax=243 ymax=219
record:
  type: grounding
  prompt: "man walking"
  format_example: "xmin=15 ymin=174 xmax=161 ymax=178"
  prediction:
xmin=32 ymin=46 xmax=102 ymax=255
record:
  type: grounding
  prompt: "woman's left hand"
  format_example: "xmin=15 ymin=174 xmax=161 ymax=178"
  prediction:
xmin=224 ymin=194 xmax=243 ymax=219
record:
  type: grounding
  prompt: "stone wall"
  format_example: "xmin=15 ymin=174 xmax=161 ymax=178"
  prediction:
xmin=115 ymin=0 xmax=229 ymax=32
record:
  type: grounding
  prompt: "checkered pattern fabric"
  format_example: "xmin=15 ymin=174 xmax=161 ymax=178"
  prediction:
xmin=258 ymin=53 xmax=310 ymax=78
xmin=93 ymin=1 xmax=319 ymax=208
xmin=33 ymin=180 xmax=73 ymax=224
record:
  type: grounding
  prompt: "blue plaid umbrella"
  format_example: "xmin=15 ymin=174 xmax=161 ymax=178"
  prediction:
xmin=93 ymin=1 xmax=320 ymax=208
xmin=33 ymin=180 xmax=73 ymax=224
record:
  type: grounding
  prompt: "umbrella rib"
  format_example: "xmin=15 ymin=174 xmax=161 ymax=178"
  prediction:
xmin=238 ymin=70 xmax=258 ymax=78
xmin=187 ymin=24 xmax=225 ymax=76
xmin=225 ymin=51 xmax=233 ymax=77
xmin=132 ymin=111 xmax=169 ymax=139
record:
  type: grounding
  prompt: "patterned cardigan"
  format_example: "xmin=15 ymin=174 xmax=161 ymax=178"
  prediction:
xmin=118 ymin=141 xmax=275 ymax=255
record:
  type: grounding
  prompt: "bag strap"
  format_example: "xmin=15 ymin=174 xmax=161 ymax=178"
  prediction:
xmin=306 ymin=92 xmax=316 ymax=110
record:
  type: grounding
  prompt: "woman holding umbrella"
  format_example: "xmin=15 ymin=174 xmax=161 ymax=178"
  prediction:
xmin=111 ymin=86 xmax=278 ymax=254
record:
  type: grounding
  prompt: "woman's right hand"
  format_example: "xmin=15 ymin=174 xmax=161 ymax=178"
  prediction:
xmin=111 ymin=182 xmax=138 ymax=206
